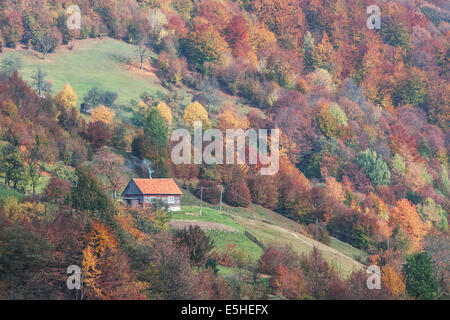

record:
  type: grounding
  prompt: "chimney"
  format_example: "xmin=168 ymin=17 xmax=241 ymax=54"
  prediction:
xmin=142 ymin=159 xmax=154 ymax=179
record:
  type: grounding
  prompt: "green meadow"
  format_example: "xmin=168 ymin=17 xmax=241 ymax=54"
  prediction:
xmin=170 ymin=187 xmax=367 ymax=278
xmin=2 ymin=38 xmax=166 ymax=108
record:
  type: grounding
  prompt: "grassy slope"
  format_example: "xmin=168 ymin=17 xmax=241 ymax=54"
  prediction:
xmin=1 ymin=38 xmax=172 ymax=122
xmin=174 ymin=187 xmax=367 ymax=278
xmin=0 ymin=174 xmax=50 ymax=202
xmin=0 ymin=183 xmax=24 ymax=202
xmin=1 ymin=38 xmax=257 ymax=121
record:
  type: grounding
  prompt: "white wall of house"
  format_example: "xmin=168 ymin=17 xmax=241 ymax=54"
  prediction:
xmin=142 ymin=195 xmax=181 ymax=211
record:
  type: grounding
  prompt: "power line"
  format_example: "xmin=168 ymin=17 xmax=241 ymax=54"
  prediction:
xmin=200 ymin=186 xmax=203 ymax=215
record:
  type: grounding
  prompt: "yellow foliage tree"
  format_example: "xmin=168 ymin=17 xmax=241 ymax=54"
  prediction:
xmin=55 ymin=83 xmax=77 ymax=110
xmin=156 ymin=101 xmax=172 ymax=125
xmin=82 ymin=245 xmax=103 ymax=299
xmin=312 ymin=32 xmax=341 ymax=78
xmin=369 ymin=192 xmax=390 ymax=220
xmin=249 ymin=21 xmax=276 ymax=54
xmin=217 ymin=103 xmax=248 ymax=131
xmin=88 ymin=221 xmax=119 ymax=256
xmin=324 ymin=177 xmax=346 ymax=203
xmin=91 ymin=105 xmax=115 ymax=126
xmin=81 ymin=221 xmax=119 ymax=299
xmin=405 ymin=162 xmax=428 ymax=193
xmin=381 ymin=264 xmax=406 ymax=298
xmin=279 ymin=130 xmax=299 ymax=163
xmin=183 ymin=101 xmax=211 ymax=129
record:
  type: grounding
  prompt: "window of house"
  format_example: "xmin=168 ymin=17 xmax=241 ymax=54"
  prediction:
xmin=168 ymin=196 xmax=175 ymax=204
xmin=144 ymin=197 xmax=156 ymax=203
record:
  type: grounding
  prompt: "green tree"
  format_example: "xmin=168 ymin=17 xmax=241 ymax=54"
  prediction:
xmin=70 ymin=166 xmax=113 ymax=219
xmin=0 ymin=145 xmax=28 ymax=191
xmin=302 ymin=31 xmax=315 ymax=71
xmin=143 ymin=107 xmax=169 ymax=163
xmin=111 ymin=125 xmax=129 ymax=150
xmin=439 ymin=164 xmax=449 ymax=196
xmin=83 ymin=87 xmax=118 ymax=108
xmin=380 ymin=18 xmax=410 ymax=49
xmin=27 ymin=163 xmax=40 ymax=197
xmin=0 ymin=219 xmax=52 ymax=298
xmin=403 ymin=252 xmax=438 ymax=300
xmin=328 ymin=103 xmax=348 ymax=127
xmin=392 ymin=72 xmax=429 ymax=108
xmin=351 ymin=223 xmax=372 ymax=250
xmin=357 ymin=149 xmax=391 ymax=186
xmin=391 ymin=154 xmax=406 ymax=176
xmin=0 ymin=56 xmax=22 ymax=77
xmin=417 ymin=198 xmax=448 ymax=232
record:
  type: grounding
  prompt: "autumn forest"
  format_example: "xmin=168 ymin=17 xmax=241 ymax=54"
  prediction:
xmin=0 ymin=0 xmax=448 ymax=301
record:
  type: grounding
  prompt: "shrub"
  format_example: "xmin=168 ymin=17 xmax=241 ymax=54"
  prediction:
xmin=174 ymin=226 xmax=215 ymax=266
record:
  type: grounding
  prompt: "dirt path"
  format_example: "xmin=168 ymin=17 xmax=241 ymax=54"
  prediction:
xmin=169 ymin=220 xmax=237 ymax=232
xmin=266 ymin=224 xmax=365 ymax=270
xmin=229 ymin=213 xmax=365 ymax=272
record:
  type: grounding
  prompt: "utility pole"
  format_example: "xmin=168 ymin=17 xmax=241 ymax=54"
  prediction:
xmin=77 ymin=273 xmax=84 ymax=300
xmin=200 ymin=186 xmax=203 ymax=215
xmin=219 ymin=185 xmax=223 ymax=212
xmin=315 ymin=218 xmax=318 ymax=241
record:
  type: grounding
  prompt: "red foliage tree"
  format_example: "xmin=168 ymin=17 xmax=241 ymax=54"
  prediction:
xmin=258 ymin=244 xmax=300 ymax=275
xmin=224 ymin=168 xmax=251 ymax=207
xmin=224 ymin=178 xmax=251 ymax=207
xmin=43 ymin=177 xmax=72 ymax=205
xmin=271 ymin=264 xmax=306 ymax=299
xmin=85 ymin=121 xmax=111 ymax=150
xmin=247 ymin=175 xmax=279 ymax=209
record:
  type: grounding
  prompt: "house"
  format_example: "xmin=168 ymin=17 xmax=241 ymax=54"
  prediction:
xmin=121 ymin=178 xmax=183 ymax=211
xmin=80 ymin=102 xmax=92 ymax=115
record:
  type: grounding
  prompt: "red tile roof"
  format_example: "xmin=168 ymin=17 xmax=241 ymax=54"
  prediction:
xmin=132 ymin=178 xmax=183 ymax=195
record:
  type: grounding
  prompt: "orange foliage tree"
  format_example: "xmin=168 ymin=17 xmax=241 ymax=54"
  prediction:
xmin=389 ymin=199 xmax=428 ymax=252
xmin=381 ymin=263 xmax=406 ymax=298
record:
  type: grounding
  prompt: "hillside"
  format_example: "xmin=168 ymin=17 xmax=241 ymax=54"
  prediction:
xmin=0 ymin=0 xmax=448 ymax=301
xmin=3 ymin=38 xmax=166 ymax=107
xmin=171 ymin=191 xmax=367 ymax=278
xmin=103 ymin=146 xmax=368 ymax=277
xmin=2 ymin=38 xmax=254 ymax=122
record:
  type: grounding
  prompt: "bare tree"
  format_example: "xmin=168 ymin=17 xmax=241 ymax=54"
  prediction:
xmin=131 ymin=10 xmax=151 ymax=70
xmin=93 ymin=150 xmax=128 ymax=200
xmin=37 ymin=32 xmax=53 ymax=60
xmin=140 ymin=233 xmax=199 ymax=299
xmin=31 ymin=68 xmax=52 ymax=98
xmin=136 ymin=33 xmax=149 ymax=70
